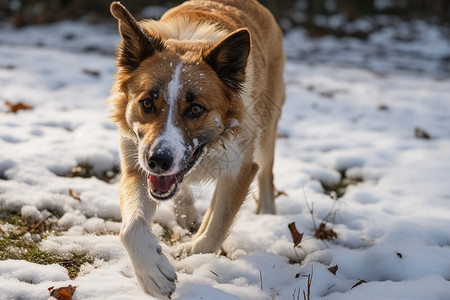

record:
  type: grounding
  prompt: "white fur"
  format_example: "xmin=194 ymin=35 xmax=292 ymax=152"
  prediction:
xmin=118 ymin=159 xmax=177 ymax=297
xmin=151 ymin=63 xmax=186 ymax=174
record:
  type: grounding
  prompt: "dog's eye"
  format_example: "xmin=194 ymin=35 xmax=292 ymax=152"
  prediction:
xmin=186 ymin=104 xmax=205 ymax=119
xmin=140 ymin=98 xmax=154 ymax=113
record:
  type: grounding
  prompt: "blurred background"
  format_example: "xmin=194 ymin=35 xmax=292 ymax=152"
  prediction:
xmin=1 ymin=0 xmax=449 ymax=31
xmin=1 ymin=0 xmax=449 ymax=76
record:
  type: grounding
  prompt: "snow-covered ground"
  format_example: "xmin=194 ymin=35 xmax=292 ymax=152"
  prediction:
xmin=1 ymin=18 xmax=450 ymax=300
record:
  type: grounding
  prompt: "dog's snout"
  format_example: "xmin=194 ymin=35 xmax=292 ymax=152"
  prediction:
xmin=148 ymin=153 xmax=173 ymax=173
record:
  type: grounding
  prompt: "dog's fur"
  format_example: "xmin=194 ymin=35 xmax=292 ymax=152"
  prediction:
xmin=108 ymin=0 xmax=285 ymax=297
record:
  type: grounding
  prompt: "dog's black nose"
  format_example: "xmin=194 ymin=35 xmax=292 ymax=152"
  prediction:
xmin=148 ymin=153 xmax=173 ymax=173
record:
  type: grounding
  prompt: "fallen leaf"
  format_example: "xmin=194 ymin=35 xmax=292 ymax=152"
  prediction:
xmin=48 ymin=285 xmax=76 ymax=300
xmin=170 ymin=233 xmax=180 ymax=244
xmin=378 ymin=104 xmax=389 ymax=110
xmin=0 ymin=65 xmax=15 ymax=70
xmin=274 ymin=189 xmax=288 ymax=199
xmin=295 ymin=273 xmax=300 ymax=278
xmin=65 ymin=166 xmax=86 ymax=178
xmin=415 ymin=127 xmax=432 ymax=139
xmin=396 ymin=252 xmax=403 ymax=259
xmin=351 ymin=279 xmax=367 ymax=289
xmin=5 ymin=101 xmax=33 ymax=113
xmin=328 ymin=265 xmax=338 ymax=275
xmin=82 ymin=69 xmax=100 ymax=77
xmin=68 ymin=189 xmax=81 ymax=201
xmin=288 ymin=222 xmax=303 ymax=247
xmin=315 ymin=222 xmax=337 ymax=240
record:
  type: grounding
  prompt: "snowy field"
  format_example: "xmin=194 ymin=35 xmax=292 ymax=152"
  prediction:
xmin=1 ymin=18 xmax=450 ymax=300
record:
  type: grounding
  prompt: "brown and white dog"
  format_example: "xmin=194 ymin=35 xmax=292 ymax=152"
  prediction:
xmin=108 ymin=0 xmax=285 ymax=297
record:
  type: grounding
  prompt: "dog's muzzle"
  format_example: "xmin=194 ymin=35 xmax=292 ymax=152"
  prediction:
xmin=147 ymin=144 xmax=206 ymax=200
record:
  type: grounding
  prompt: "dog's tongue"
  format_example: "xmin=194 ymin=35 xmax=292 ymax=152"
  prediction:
xmin=149 ymin=175 xmax=177 ymax=192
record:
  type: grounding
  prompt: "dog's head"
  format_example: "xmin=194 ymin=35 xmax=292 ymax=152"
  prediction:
xmin=109 ymin=2 xmax=250 ymax=200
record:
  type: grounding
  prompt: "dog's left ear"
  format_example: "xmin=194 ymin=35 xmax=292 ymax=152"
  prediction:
xmin=111 ymin=2 xmax=164 ymax=72
xmin=203 ymin=29 xmax=251 ymax=93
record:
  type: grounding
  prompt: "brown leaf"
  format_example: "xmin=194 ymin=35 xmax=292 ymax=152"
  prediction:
xmin=49 ymin=285 xmax=77 ymax=300
xmin=378 ymin=104 xmax=389 ymax=111
xmin=68 ymin=189 xmax=81 ymax=201
xmin=415 ymin=127 xmax=432 ymax=139
xmin=274 ymin=189 xmax=288 ymax=199
xmin=328 ymin=264 xmax=338 ymax=275
xmin=315 ymin=222 xmax=337 ymax=240
xmin=0 ymin=65 xmax=15 ymax=70
xmin=351 ymin=279 xmax=367 ymax=289
xmin=82 ymin=69 xmax=100 ymax=77
xmin=5 ymin=101 xmax=33 ymax=113
xmin=65 ymin=167 xmax=83 ymax=178
xmin=396 ymin=252 xmax=403 ymax=259
xmin=170 ymin=233 xmax=180 ymax=244
xmin=295 ymin=273 xmax=300 ymax=278
xmin=288 ymin=222 xmax=303 ymax=247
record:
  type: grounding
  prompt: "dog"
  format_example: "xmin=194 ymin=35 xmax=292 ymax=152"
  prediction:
xmin=108 ymin=0 xmax=285 ymax=297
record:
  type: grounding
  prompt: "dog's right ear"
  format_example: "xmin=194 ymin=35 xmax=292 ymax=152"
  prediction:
xmin=110 ymin=2 xmax=164 ymax=72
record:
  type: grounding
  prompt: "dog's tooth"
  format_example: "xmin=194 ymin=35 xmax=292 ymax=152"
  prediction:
xmin=169 ymin=183 xmax=175 ymax=192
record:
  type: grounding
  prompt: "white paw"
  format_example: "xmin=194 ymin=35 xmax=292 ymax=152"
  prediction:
xmin=174 ymin=241 xmax=193 ymax=258
xmin=180 ymin=234 xmax=218 ymax=255
xmin=133 ymin=244 xmax=177 ymax=298
xmin=120 ymin=221 xmax=177 ymax=297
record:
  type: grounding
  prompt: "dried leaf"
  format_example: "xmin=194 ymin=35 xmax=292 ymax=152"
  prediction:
xmin=378 ymin=104 xmax=389 ymax=110
xmin=315 ymin=222 xmax=337 ymax=240
xmin=65 ymin=167 xmax=83 ymax=178
xmin=415 ymin=127 xmax=431 ymax=139
xmin=319 ymin=91 xmax=335 ymax=99
xmin=351 ymin=279 xmax=367 ymax=289
xmin=48 ymin=285 xmax=76 ymax=300
xmin=396 ymin=252 xmax=403 ymax=259
xmin=5 ymin=101 xmax=33 ymax=113
xmin=82 ymin=69 xmax=100 ymax=77
xmin=170 ymin=233 xmax=180 ymax=244
xmin=274 ymin=189 xmax=288 ymax=199
xmin=295 ymin=273 xmax=300 ymax=278
xmin=68 ymin=189 xmax=81 ymax=201
xmin=288 ymin=222 xmax=303 ymax=247
xmin=328 ymin=265 xmax=338 ymax=275
xmin=0 ymin=65 xmax=15 ymax=70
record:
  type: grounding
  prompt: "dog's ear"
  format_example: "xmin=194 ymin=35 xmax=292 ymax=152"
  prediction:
xmin=110 ymin=2 xmax=164 ymax=72
xmin=203 ymin=29 xmax=251 ymax=93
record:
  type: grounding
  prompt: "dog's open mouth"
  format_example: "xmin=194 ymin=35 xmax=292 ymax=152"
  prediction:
xmin=147 ymin=144 xmax=205 ymax=200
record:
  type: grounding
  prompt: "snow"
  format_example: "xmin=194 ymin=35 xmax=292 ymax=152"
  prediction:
xmin=1 ymin=18 xmax=450 ymax=300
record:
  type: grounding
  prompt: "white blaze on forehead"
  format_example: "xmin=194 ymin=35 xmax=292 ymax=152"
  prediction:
xmin=152 ymin=63 xmax=185 ymax=173
xmin=167 ymin=63 xmax=182 ymax=105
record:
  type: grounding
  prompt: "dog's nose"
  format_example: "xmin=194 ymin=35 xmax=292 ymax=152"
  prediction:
xmin=148 ymin=153 xmax=173 ymax=173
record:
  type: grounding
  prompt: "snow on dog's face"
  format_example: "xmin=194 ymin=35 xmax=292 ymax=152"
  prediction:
xmin=109 ymin=3 xmax=250 ymax=200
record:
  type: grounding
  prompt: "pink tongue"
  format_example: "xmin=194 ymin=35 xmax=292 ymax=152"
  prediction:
xmin=149 ymin=175 xmax=177 ymax=192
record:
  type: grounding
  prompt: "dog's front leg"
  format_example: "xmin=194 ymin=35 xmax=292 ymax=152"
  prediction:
xmin=120 ymin=172 xmax=177 ymax=297
xmin=189 ymin=161 xmax=259 ymax=254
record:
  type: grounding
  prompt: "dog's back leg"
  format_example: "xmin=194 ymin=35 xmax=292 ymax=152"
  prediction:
xmin=188 ymin=161 xmax=258 ymax=254
xmin=255 ymin=119 xmax=278 ymax=214
xmin=255 ymin=41 xmax=286 ymax=215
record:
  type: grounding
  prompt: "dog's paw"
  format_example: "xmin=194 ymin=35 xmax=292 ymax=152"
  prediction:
xmin=181 ymin=235 xmax=218 ymax=255
xmin=174 ymin=241 xmax=193 ymax=258
xmin=134 ymin=245 xmax=177 ymax=298
xmin=176 ymin=212 xmax=200 ymax=234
